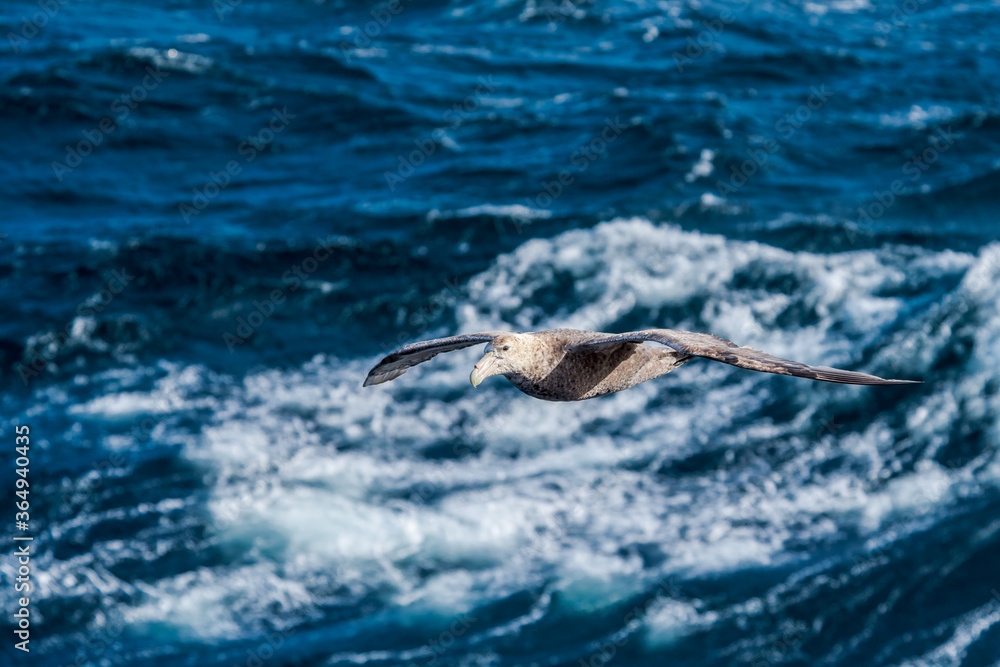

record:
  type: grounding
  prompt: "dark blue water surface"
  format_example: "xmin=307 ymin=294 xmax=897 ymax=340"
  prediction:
xmin=2 ymin=0 xmax=1000 ymax=665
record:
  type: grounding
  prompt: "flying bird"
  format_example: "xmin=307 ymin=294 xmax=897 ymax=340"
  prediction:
xmin=363 ymin=329 xmax=919 ymax=401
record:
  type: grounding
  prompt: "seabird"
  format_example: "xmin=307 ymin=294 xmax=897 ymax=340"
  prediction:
xmin=363 ymin=329 xmax=920 ymax=401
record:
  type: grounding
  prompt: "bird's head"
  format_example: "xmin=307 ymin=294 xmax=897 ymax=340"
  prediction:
xmin=470 ymin=334 xmax=529 ymax=387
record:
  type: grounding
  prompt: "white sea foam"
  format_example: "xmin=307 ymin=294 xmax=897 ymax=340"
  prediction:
xmin=127 ymin=46 xmax=213 ymax=74
xmin=879 ymin=104 xmax=955 ymax=129
xmin=643 ymin=598 xmax=720 ymax=647
xmin=897 ymin=599 xmax=1000 ymax=667
xmin=427 ymin=204 xmax=552 ymax=223
xmin=685 ymin=148 xmax=715 ymax=182
xmin=32 ymin=218 xmax=1000 ymax=654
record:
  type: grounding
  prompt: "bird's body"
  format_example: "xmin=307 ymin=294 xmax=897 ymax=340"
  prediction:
xmin=491 ymin=329 xmax=690 ymax=401
xmin=363 ymin=328 xmax=920 ymax=401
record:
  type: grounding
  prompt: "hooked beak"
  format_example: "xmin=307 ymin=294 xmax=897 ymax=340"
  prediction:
xmin=470 ymin=352 xmax=498 ymax=388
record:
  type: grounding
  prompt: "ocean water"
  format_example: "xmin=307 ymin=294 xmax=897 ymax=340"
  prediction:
xmin=2 ymin=0 xmax=1000 ymax=665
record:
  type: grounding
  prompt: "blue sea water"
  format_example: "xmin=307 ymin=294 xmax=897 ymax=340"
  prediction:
xmin=2 ymin=0 xmax=1000 ymax=664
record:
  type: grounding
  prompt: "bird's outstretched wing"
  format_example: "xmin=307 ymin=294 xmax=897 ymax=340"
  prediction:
xmin=363 ymin=332 xmax=507 ymax=387
xmin=569 ymin=329 xmax=920 ymax=385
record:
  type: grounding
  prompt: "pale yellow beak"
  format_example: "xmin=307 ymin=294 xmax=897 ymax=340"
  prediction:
xmin=470 ymin=353 xmax=497 ymax=387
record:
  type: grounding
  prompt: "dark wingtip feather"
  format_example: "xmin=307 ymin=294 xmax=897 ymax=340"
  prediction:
xmin=363 ymin=367 xmax=407 ymax=387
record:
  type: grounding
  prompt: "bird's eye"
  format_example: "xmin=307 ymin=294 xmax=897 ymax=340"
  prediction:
xmin=502 ymin=345 xmax=510 ymax=351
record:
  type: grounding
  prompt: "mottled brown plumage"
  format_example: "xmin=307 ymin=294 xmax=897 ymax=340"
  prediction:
xmin=362 ymin=328 xmax=920 ymax=401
